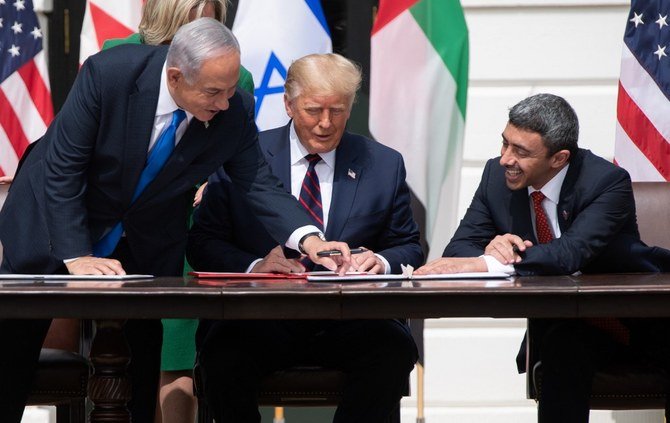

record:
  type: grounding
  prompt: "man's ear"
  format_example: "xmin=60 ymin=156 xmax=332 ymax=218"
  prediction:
xmin=551 ymin=149 xmax=570 ymax=168
xmin=283 ymin=94 xmax=294 ymax=118
xmin=166 ymin=67 xmax=182 ymax=88
xmin=283 ymin=93 xmax=294 ymax=118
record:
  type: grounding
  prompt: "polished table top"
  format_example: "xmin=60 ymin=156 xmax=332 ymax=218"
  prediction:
xmin=2 ymin=272 xmax=669 ymax=423
xmin=1 ymin=272 xmax=670 ymax=319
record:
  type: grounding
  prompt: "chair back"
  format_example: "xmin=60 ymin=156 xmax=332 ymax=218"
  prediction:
xmin=632 ymin=182 xmax=670 ymax=249
xmin=527 ymin=181 xmax=670 ymax=416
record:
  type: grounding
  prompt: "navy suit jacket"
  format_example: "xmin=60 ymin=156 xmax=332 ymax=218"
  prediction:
xmin=443 ymin=148 xmax=670 ymax=373
xmin=0 ymin=45 xmax=311 ymax=276
xmin=187 ymin=123 xmax=424 ymax=273
xmin=444 ymin=148 xmax=670 ymax=275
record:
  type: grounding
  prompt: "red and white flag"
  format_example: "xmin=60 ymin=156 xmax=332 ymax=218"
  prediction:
xmin=79 ymin=0 xmax=142 ymax=63
xmin=615 ymin=0 xmax=670 ymax=181
xmin=0 ymin=0 xmax=53 ymax=178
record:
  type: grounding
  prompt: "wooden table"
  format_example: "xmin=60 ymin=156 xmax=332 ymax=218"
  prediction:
xmin=1 ymin=272 xmax=670 ymax=422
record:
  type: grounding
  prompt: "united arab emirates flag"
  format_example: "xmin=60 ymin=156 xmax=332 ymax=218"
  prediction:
xmin=370 ymin=0 xmax=468 ymax=256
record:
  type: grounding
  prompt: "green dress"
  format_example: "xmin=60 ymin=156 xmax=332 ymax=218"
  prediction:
xmin=102 ymin=33 xmax=255 ymax=371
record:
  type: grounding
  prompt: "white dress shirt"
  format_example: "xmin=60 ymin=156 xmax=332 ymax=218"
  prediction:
xmin=150 ymin=62 xmax=193 ymax=151
xmin=247 ymin=122 xmax=391 ymax=273
xmin=483 ymin=165 xmax=569 ymax=274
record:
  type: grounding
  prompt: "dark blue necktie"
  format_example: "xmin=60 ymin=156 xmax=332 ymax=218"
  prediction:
xmin=93 ymin=109 xmax=187 ymax=257
xmin=299 ymin=154 xmax=323 ymax=230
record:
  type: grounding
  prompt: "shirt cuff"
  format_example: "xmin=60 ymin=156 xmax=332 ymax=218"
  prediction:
xmin=245 ymin=258 xmax=263 ymax=273
xmin=64 ymin=256 xmax=88 ymax=264
xmin=375 ymin=254 xmax=391 ymax=274
xmin=286 ymin=225 xmax=322 ymax=252
xmin=481 ymin=255 xmax=516 ymax=275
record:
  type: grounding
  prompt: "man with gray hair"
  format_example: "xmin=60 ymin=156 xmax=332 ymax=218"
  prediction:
xmin=417 ymin=93 xmax=670 ymax=422
xmin=0 ymin=19 xmax=353 ymax=422
xmin=189 ymin=53 xmax=421 ymax=422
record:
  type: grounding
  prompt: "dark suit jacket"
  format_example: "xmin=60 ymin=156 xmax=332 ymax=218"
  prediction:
xmin=0 ymin=44 xmax=311 ymax=276
xmin=187 ymin=123 xmax=424 ymax=273
xmin=443 ymin=148 xmax=670 ymax=372
xmin=444 ymin=148 xmax=670 ymax=275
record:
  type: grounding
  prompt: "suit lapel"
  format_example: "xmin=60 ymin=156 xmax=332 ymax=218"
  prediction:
xmin=264 ymin=124 xmax=292 ymax=193
xmin=326 ymin=133 xmax=361 ymax=240
xmin=556 ymin=149 xmax=583 ymax=233
xmin=122 ymin=49 xmax=165 ymax=206
xmin=510 ymin=189 xmax=536 ymax=244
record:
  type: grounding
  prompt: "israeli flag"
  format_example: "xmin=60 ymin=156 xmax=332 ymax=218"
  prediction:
xmin=233 ymin=0 xmax=332 ymax=131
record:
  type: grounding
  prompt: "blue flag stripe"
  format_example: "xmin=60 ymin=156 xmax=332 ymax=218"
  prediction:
xmin=304 ymin=0 xmax=330 ymax=37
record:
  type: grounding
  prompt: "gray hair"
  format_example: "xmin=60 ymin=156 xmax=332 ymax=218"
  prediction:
xmin=508 ymin=93 xmax=579 ymax=157
xmin=167 ymin=17 xmax=240 ymax=84
xmin=284 ymin=53 xmax=362 ymax=108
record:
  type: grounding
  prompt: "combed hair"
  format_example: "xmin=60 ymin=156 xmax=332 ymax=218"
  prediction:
xmin=167 ymin=18 xmax=240 ymax=84
xmin=139 ymin=0 xmax=228 ymax=45
xmin=284 ymin=53 xmax=362 ymax=107
xmin=508 ymin=93 xmax=579 ymax=156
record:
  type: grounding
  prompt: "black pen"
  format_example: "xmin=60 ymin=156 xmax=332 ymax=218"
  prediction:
xmin=317 ymin=248 xmax=366 ymax=257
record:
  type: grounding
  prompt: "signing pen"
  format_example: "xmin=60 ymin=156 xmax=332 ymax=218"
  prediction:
xmin=317 ymin=248 xmax=366 ymax=257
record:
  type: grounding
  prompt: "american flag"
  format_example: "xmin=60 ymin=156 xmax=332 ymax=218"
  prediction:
xmin=615 ymin=0 xmax=670 ymax=181
xmin=0 ymin=0 xmax=53 ymax=178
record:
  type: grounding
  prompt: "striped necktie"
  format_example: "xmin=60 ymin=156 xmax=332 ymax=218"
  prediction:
xmin=92 ymin=109 xmax=187 ymax=257
xmin=299 ymin=154 xmax=324 ymax=230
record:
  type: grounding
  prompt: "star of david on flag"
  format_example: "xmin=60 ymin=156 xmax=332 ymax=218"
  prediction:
xmin=233 ymin=0 xmax=332 ymax=131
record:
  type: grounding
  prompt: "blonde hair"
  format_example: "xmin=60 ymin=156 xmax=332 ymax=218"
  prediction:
xmin=139 ymin=0 xmax=228 ymax=45
xmin=284 ymin=53 xmax=362 ymax=107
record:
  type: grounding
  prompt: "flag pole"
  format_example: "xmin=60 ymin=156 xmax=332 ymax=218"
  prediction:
xmin=417 ymin=363 xmax=425 ymax=423
xmin=273 ymin=406 xmax=285 ymax=423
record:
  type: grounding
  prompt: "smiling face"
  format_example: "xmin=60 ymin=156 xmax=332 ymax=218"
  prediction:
xmin=166 ymin=51 xmax=240 ymax=122
xmin=285 ymin=92 xmax=351 ymax=154
xmin=499 ymin=123 xmax=570 ymax=190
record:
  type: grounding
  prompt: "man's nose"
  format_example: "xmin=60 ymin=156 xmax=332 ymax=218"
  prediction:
xmin=215 ymin=96 xmax=230 ymax=111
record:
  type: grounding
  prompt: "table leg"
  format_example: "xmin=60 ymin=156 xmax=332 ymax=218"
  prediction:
xmin=88 ymin=319 xmax=131 ymax=423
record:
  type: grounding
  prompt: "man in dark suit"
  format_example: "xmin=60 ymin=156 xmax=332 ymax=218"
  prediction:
xmin=416 ymin=94 xmax=670 ymax=423
xmin=0 ymin=19 xmax=353 ymax=422
xmin=189 ymin=53 xmax=421 ymax=423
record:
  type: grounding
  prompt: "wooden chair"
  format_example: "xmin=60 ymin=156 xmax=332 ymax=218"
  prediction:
xmin=528 ymin=181 xmax=670 ymax=416
xmin=194 ymin=359 xmax=403 ymax=423
xmin=27 ymin=318 xmax=91 ymax=423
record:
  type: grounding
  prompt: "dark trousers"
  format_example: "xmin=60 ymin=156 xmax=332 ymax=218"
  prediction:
xmin=0 ymin=238 xmax=164 ymax=423
xmin=0 ymin=318 xmax=162 ymax=423
xmin=535 ymin=318 xmax=670 ymax=423
xmin=196 ymin=319 xmax=417 ymax=423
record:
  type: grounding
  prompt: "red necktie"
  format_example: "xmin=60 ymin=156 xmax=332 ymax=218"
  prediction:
xmin=299 ymin=154 xmax=324 ymax=230
xmin=298 ymin=154 xmax=323 ymax=270
xmin=531 ymin=191 xmax=554 ymax=244
xmin=530 ymin=191 xmax=631 ymax=344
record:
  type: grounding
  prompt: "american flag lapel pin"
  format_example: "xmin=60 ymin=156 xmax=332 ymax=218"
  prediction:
xmin=347 ymin=169 xmax=356 ymax=179
xmin=562 ymin=210 xmax=569 ymax=220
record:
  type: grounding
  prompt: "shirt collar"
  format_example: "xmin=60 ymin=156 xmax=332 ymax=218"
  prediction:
xmin=289 ymin=121 xmax=336 ymax=168
xmin=157 ymin=61 xmax=193 ymax=120
xmin=528 ymin=164 xmax=570 ymax=204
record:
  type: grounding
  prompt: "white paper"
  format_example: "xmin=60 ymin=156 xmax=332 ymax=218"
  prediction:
xmin=0 ymin=274 xmax=154 ymax=280
xmin=306 ymin=272 xmax=510 ymax=282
